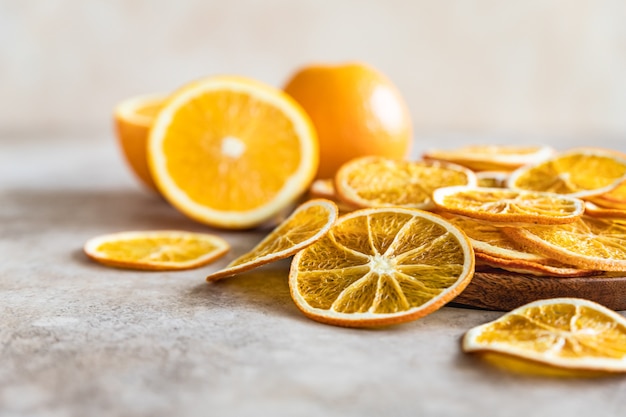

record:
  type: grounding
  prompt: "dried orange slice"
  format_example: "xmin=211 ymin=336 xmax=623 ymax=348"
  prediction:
xmin=289 ymin=207 xmax=475 ymax=327
xmin=84 ymin=230 xmax=229 ymax=270
xmin=589 ymin=182 xmax=626 ymax=210
xmin=335 ymin=156 xmax=476 ymax=210
xmin=475 ymin=252 xmax=596 ymax=278
xmin=423 ymin=144 xmax=554 ymax=172
xmin=148 ymin=75 xmax=318 ymax=229
xmin=507 ymin=148 xmax=626 ymax=198
xmin=463 ymin=298 xmax=626 ymax=374
xmin=442 ymin=213 xmax=547 ymax=262
xmin=433 ymin=186 xmax=584 ymax=225
xmin=503 ymin=216 xmax=626 ymax=271
xmin=584 ymin=201 xmax=626 ymax=219
xmin=307 ymin=179 xmax=358 ymax=213
xmin=114 ymin=93 xmax=166 ymax=191
xmin=206 ymin=199 xmax=337 ymax=282
xmin=476 ymin=171 xmax=509 ymax=188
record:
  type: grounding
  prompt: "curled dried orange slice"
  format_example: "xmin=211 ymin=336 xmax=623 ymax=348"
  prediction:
xmin=206 ymin=199 xmax=338 ymax=282
xmin=463 ymin=298 xmax=626 ymax=374
xmin=475 ymin=252 xmax=596 ymax=278
xmin=433 ymin=186 xmax=584 ymax=225
xmin=503 ymin=216 xmax=626 ymax=271
xmin=289 ymin=207 xmax=475 ymax=327
xmin=84 ymin=230 xmax=229 ymax=271
xmin=424 ymin=144 xmax=554 ymax=172
xmin=507 ymin=148 xmax=626 ymax=198
xmin=335 ymin=156 xmax=476 ymax=210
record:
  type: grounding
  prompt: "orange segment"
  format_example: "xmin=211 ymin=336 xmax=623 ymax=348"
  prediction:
xmin=289 ymin=208 xmax=475 ymax=327
xmin=507 ymin=148 xmax=626 ymax=198
xmin=335 ymin=157 xmax=477 ymax=210
xmin=148 ymin=76 xmax=319 ymax=229
xmin=84 ymin=230 xmax=229 ymax=271
xmin=114 ymin=94 xmax=166 ymax=191
xmin=423 ymin=144 xmax=554 ymax=172
xmin=206 ymin=199 xmax=338 ymax=282
xmin=463 ymin=298 xmax=626 ymax=374
xmin=433 ymin=186 xmax=584 ymax=225
xmin=502 ymin=216 xmax=626 ymax=271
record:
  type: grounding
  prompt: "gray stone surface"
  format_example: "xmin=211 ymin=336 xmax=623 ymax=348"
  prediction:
xmin=2 ymin=133 xmax=626 ymax=417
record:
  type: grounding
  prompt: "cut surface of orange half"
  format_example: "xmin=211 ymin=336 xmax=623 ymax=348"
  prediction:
xmin=463 ymin=298 xmax=626 ymax=374
xmin=289 ymin=207 xmax=475 ymax=327
xmin=148 ymin=75 xmax=319 ymax=229
xmin=114 ymin=93 xmax=166 ymax=191
xmin=206 ymin=199 xmax=338 ymax=282
xmin=423 ymin=144 xmax=554 ymax=172
xmin=335 ymin=156 xmax=477 ymax=210
xmin=84 ymin=230 xmax=229 ymax=270
xmin=503 ymin=216 xmax=626 ymax=271
xmin=507 ymin=148 xmax=626 ymax=198
xmin=433 ymin=186 xmax=584 ymax=225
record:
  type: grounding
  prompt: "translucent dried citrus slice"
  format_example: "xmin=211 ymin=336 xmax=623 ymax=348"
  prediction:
xmin=289 ymin=207 xmax=475 ymax=327
xmin=441 ymin=213 xmax=548 ymax=262
xmin=475 ymin=252 xmax=596 ymax=278
xmin=84 ymin=230 xmax=229 ymax=270
xmin=507 ymin=148 xmax=626 ymax=198
xmin=433 ymin=186 xmax=584 ymax=225
xmin=206 ymin=199 xmax=338 ymax=282
xmin=335 ymin=156 xmax=477 ymax=210
xmin=423 ymin=144 xmax=554 ymax=172
xmin=503 ymin=216 xmax=626 ymax=271
xmin=148 ymin=75 xmax=318 ymax=229
xmin=584 ymin=201 xmax=626 ymax=220
xmin=476 ymin=171 xmax=509 ymax=188
xmin=463 ymin=298 xmax=626 ymax=374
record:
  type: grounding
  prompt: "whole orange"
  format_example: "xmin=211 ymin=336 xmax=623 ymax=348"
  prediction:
xmin=283 ymin=62 xmax=413 ymax=179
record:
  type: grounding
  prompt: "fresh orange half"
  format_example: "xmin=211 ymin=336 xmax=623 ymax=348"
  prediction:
xmin=114 ymin=93 xmax=166 ymax=191
xmin=335 ymin=156 xmax=477 ymax=210
xmin=507 ymin=148 xmax=626 ymax=198
xmin=433 ymin=186 xmax=584 ymax=225
xmin=463 ymin=298 xmax=626 ymax=374
xmin=289 ymin=207 xmax=475 ymax=327
xmin=423 ymin=144 xmax=554 ymax=172
xmin=206 ymin=199 xmax=338 ymax=282
xmin=148 ymin=75 xmax=319 ymax=229
xmin=503 ymin=216 xmax=626 ymax=271
xmin=84 ymin=230 xmax=229 ymax=270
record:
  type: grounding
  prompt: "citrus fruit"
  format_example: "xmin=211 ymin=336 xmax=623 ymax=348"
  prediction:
xmin=476 ymin=171 xmax=509 ymax=188
xmin=335 ymin=156 xmax=476 ymax=210
xmin=148 ymin=75 xmax=319 ymax=229
xmin=589 ymin=182 xmax=626 ymax=210
xmin=424 ymin=144 xmax=554 ymax=172
xmin=114 ymin=93 xmax=166 ymax=190
xmin=307 ymin=179 xmax=358 ymax=213
xmin=507 ymin=148 xmax=626 ymax=198
xmin=584 ymin=201 xmax=626 ymax=219
xmin=84 ymin=230 xmax=229 ymax=270
xmin=432 ymin=186 xmax=584 ymax=225
xmin=475 ymin=252 xmax=596 ymax=277
xmin=289 ymin=207 xmax=475 ymax=327
xmin=502 ymin=216 xmax=626 ymax=271
xmin=463 ymin=298 xmax=626 ymax=374
xmin=206 ymin=199 xmax=338 ymax=282
xmin=283 ymin=62 xmax=412 ymax=179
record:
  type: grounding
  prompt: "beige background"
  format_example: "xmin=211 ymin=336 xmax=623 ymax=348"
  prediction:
xmin=2 ymin=0 xmax=626 ymax=138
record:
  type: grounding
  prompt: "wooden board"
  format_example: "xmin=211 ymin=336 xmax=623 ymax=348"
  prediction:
xmin=452 ymin=269 xmax=626 ymax=311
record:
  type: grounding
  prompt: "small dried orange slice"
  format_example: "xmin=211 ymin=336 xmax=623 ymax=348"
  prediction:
xmin=433 ymin=186 xmax=584 ymax=225
xmin=289 ymin=207 xmax=475 ymax=327
xmin=335 ymin=156 xmax=476 ymax=210
xmin=476 ymin=171 xmax=509 ymax=188
xmin=502 ymin=216 xmax=626 ymax=271
xmin=424 ymin=144 xmax=554 ymax=172
xmin=584 ymin=201 xmax=626 ymax=220
xmin=463 ymin=298 xmax=626 ymax=374
xmin=308 ymin=179 xmax=358 ymax=213
xmin=589 ymin=182 xmax=626 ymax=210
xmin=84 ymin=230 xmax=229 ymax=270
xmin=206 ymin=199 xmax=338 ymax=282
xmin=507 ymin=148 xmax=626 ymax=198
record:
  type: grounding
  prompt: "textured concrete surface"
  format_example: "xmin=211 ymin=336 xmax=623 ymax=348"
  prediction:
xmin=2 ymin=133 xmax=626 ymax=417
